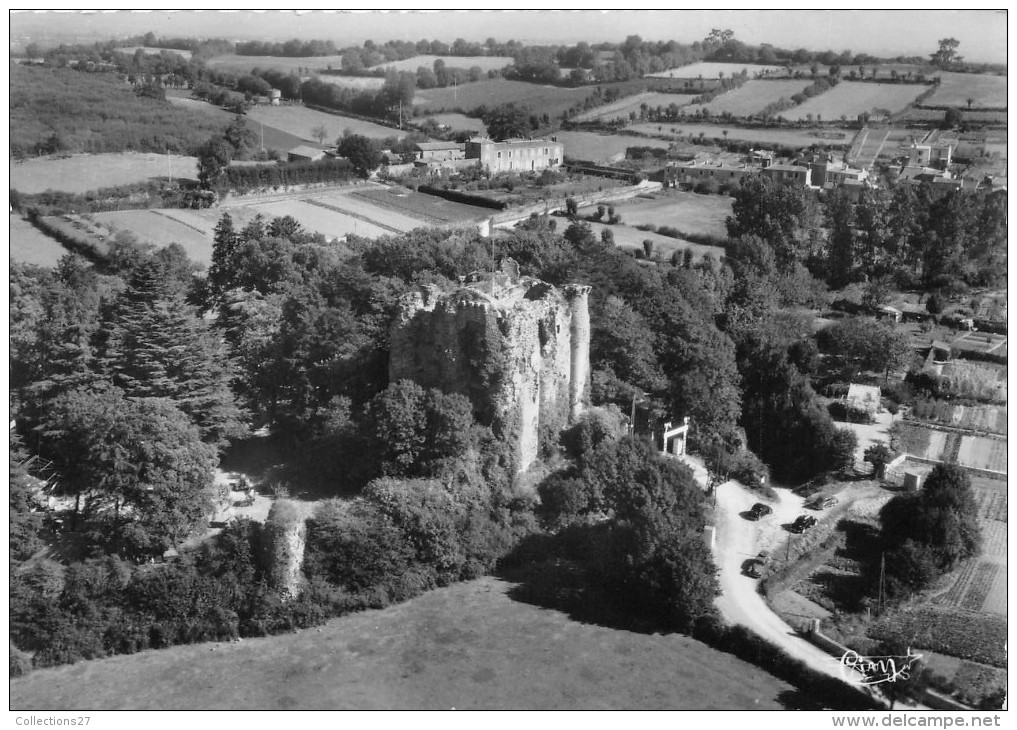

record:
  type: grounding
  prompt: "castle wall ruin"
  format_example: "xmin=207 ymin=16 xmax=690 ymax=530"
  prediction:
xmin=389 ymin=264 xmax=591 ymax=472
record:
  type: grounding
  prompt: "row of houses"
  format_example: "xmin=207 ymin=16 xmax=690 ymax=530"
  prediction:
xmin=667 ymin=150 xmax=869 ymax=192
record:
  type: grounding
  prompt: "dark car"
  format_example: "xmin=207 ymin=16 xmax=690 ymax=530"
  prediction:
xmin=745 ymin=502 xmax=773 ymax=520
xmin=789 ymin=514 xmax=818 ymax=533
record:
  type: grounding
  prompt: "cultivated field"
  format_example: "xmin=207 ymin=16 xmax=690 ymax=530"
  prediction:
xmin=166 ymin=93 xmax=307 ymax=152
xmin=309 ymin=75 xmax=386 ymax=90
xmin=684 ymin=80 xmax=815 ymax=117
xmin=307 ymin=193 xmax=426 ymax=233
xmin=926 ymin=72 xmax=1007 ymax=109
xmin=782 ymin=82 xmax=928 ymax=122
xmin=573 ymin=91 xmax=688 ymax=123
xmin=414 ymin=78 xmax=589 ymax=117
xmin=9 ymin=214 xmax=72 ymax=267
xmin=9 ymin=576 xmax=793 ymax=710
xmin=553 ymin=130 xmax=670 ymax=163
xmin=938 ymin=360 xmax=1007 ymax=403
xmin=898 ymin=108 xmax=1008 ymax=124
xmin=370 ymin=55 xmax=514 ymax=73
xmin=912 ymin=402 xmax=1007 ymax=435
xmin=607 ymin=191 xmax=732 ymax=238
xmin=10 ymin=153 xmax=198 ymax=194
xmin=625 ymin=122 xmax=851 ymax=149
xmin=647 ymin=62 xmax=783 ymax=79
xmin=351 ymin=188 xmax=489 ymax=225
xmin=956 ymin=436 xmax=1007 ymax=473
xmin=205 ymin=54 xmax=349 ymax=74
xmin=582 ymin=221 xmax=725 ymax=264
xmin=247 ymin=199 xmax=394 ymax=240
xmin=246 ymin=105 xmax=404 ymax=142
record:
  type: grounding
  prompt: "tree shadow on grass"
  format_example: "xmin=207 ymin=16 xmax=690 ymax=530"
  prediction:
xmin=496 ymin=531 xmax=669 ymax=636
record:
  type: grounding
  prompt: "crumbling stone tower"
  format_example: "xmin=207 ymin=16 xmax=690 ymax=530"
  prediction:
xmin=389 ymin=261 xmax=591 ymax=472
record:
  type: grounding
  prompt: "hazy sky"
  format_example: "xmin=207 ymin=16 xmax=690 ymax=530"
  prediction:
xmin=10 ymin=9 xmax=1008 ymax=64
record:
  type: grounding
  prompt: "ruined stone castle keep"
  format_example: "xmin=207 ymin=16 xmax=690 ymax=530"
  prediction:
xmin=389 ymin=262 xmax=591 ymax=472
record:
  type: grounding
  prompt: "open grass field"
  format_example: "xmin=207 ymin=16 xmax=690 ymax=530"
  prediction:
xmin=370 ymin=54 xmax=514 ymax=73
xmin=607 ymin=191 xmax=732 ymax=238
xmin=684 ymin=80 xmax=815 ymax=117
xmin=647 ymin=62 xmax=783 ymax=79
xmin=205 ymin=54 xmax=349 ymax=74
xmin=166 ymin=93 xmax=307 ymax=152
xmin=10 ymin=153 xmax=198 ymax=194
xmin=897 ymin=107 xmax=1008 ymax=124
xmin=782 ymin=82 xmax=928 ymax=122
xmin=573 ymin=91 xmax=688 ymax=123
xmin=625 ymin=122 xmax=851 ymax=149
xmin=926 ymin=72 xmax=1007 ymax=109
xmin=414 ymin=78 xmax=589 ymax=117
xmin=93 ymin=209 xmax=211 ymax=260
xmin=584 ymin=221 xmax=725 ymax=264
xmin=309 ymin=75 xmax=387 ymax=90
xmin=9 ymin=214 xmax=72 ymax=267
xmin=9 ymin=575 xmax=793 ymax=710
xmin=246 ymin=104 xmax=404 ymax=142
xmin=554 ymin=130 xmax=670 ymax=163
xmin=307 ymin=192 xmax=427 ymax=232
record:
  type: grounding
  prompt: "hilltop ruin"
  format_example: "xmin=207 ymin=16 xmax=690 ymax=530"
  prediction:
xmin=389 ymin=261 xmax=591 ymax=472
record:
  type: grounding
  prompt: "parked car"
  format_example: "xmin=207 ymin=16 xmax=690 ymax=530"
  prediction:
xmin=808 ymin=496 xmax=838 ymax=510
xmin=789 ymin=514 xmax=818 ymax=533
xmin=745 ymin=502 xmax=773 ymax=520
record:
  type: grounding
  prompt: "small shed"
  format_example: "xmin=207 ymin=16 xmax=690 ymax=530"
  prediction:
xmin=876 ymin=305 xmax=903 ymax=323
xmin=288 ymin=145 xmax=326 ymax=163
xmin=930 ymin=340 xmax=952 ymax=363
xmin=269 ymin=89 xmax=282 ymax=106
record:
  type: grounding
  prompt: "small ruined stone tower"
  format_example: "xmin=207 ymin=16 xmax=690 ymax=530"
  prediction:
xmin=389 ymin=260 xmax=592 ymax=472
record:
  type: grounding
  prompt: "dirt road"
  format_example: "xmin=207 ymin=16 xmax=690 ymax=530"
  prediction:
xmin=712 ymin=479 xmax=850 ymax=681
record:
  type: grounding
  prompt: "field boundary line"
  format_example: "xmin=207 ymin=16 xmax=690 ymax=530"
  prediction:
xmin=149 ymin=209 xmax=208 ymax=235
xmin=303 ymin=198 xmax=405 ymax=234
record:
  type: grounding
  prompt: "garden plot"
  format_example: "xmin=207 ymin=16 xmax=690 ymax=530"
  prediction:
xmin=93 ymin=210 xmax=212 ymax=264
xmin=553 ymin=130 xmax=670 ymax=163
xmin=782 ymin=82 xmax=927 ymax=122
xmin=869 ymin=606 xmax=1006 ymax=669
xmin=956 ymin=436 xmax=1007 ymax=473
xmin=683 ymin=80 xmax=814 ymax=117
xmin=9 ymin=214 xmax=73 ymax=267
xmin=938 ymin=360 xmax=1007 ymax=403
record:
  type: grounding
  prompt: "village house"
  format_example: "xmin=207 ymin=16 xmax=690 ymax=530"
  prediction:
xmin=287 ymin=145 xmax=326 ymax=163
xmin=465 ymin=137 xmax=564 ymax=174
xmin=414 ymin=141 xmax=466 ymax=162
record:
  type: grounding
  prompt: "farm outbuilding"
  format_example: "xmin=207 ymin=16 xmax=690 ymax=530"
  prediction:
xmin=287 ymin=145 xmax=326 ymax=163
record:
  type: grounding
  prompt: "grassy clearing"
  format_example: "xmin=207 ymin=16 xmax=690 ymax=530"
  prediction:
xmin=414 ymin=78 xmax=589 ymax=117
xmin=685 ymin=80 xmax=815 ymax=117
xmin=9 ymin=214 xmax=72 ymax=267
xmin=9 ymin=576 xmax=793 ymax=710
xmin=926 ymin=72 xmax=1007 ymax=108
xmin=608 ymin=191 xmax=733 ymax=238
xmin=352 ymin=188 xmax=488 ymax=225
xmin=93 ymin=210 xmax=212 ymax=263
xmin=956 ymin=436 xmax=1007 ymax=473
xmin=371 ymin=55 xmax=514 ymax=73
xmin=246 ymin=104 xmax=404 ymax=142
xmin=783 ymin=82 xmax=927 ymax=122
xmin=625 ymin=122 xmax=851 ymax=148
xmin=10 ymin=153 xmax=198 ymax=195
xmin=647 ymin=62 xmax=783 ymax=79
